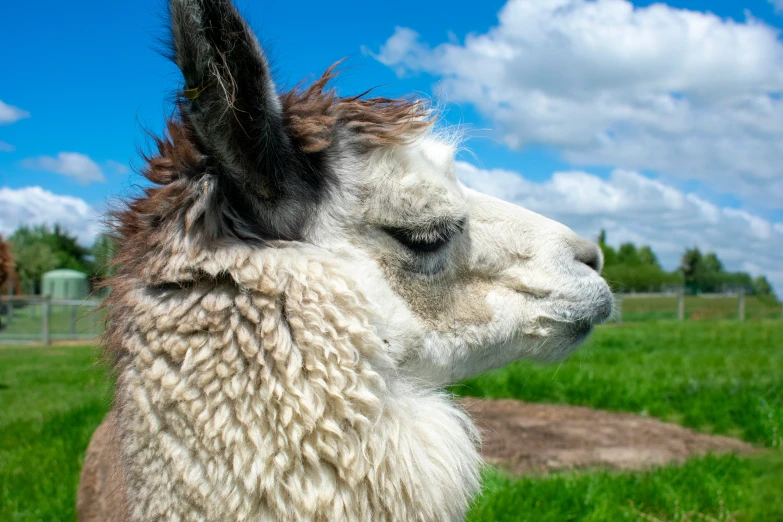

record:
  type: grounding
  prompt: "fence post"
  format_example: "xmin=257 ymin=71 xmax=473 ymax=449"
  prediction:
xmin=677 ymin=289 xmax=685 ymax=321
xmin=738 ymin=289 xmax=746 ymax=321
xmin=42 ymin=296 xmax=52 ymax=346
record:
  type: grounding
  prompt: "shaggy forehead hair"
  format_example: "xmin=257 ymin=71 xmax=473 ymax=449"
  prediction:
xmin=281 ymin=64 xmax=433 ymax=153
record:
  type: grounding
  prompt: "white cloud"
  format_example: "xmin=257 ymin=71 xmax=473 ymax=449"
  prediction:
xmin=373 ymin=0 xmax=783 ymax=208
xmin=457 ymin=161 xmax=783 ymax=294
xmin=105 ymin=160 xmax=129 ymax=175
xmin=0 ymin=186 xmax=101 ymax=245
xmin=0 ymin=141 xmax=14 ymax=152
xmin=771 ymin=0 xmax=783 ymax=14
xmin=22 ymin=152 xmax=106 ymax=184
xmin=0 ymin=100 xmax=30 ymax=125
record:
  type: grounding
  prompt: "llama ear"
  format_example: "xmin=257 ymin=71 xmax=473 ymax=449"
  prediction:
xmin=169 ymin=0 xmax=328 ymax=240
xmin=170 ymin=0 xmax=296 ymax=198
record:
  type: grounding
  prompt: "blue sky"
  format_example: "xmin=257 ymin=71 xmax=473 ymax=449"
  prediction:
xmin=1 ymin=0 xmax=782 ymax=290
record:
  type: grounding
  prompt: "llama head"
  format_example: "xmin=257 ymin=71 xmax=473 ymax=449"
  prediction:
xmin=141 ymin=0 xmax=613 ymax=385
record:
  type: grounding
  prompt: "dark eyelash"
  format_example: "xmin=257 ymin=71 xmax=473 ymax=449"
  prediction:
xmin=385 ymin=228 xmax=448 ymax=253
xmin=382 ymin=219 xmax=465 ymax=254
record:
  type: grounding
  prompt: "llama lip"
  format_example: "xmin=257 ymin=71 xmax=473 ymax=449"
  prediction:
xmin=570 ymin=318 xmax=596 ymax=337
xmin=593 ymin=284 xmax=616 ymax=323
xmin=552 ymin=284 xmax=614 ymax=329
xmin=585 ymin=295 xmax=615 ymax=324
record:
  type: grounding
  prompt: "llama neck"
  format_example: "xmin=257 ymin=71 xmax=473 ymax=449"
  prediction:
xmin=111 ymin=248 xmax=481 ymax=521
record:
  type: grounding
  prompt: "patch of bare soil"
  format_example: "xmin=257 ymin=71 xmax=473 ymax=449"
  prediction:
xmin=460 ymin=398 xmax=753 ymax=475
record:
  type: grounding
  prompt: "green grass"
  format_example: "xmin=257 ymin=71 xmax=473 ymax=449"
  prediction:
xmin=2 ymin=322 xmax=783 ymax=521
xmin=461 ymin=321 xmax=783 ymax=521
xmin=468 ymin=454 xmax=783 ymax=522
xmin=455 ymin=321 xmax=783 ymax=448
xmin=0 ymin=346 xmax=111 ymax=521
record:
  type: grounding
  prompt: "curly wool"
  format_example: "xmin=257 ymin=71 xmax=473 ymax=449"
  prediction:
xmin=113 ymin=246 xmax=481 ymax=521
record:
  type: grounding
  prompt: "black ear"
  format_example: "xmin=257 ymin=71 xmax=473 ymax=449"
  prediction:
xmin=169 ymin=0 xmax=327 ymax=240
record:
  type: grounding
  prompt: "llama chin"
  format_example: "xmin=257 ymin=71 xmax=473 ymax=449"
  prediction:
xmin=77 ymin=0 xmax=613 ymax=520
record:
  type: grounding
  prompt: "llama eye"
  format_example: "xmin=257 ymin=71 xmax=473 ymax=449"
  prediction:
xmin=383 ymin=227 xmax=451 ymax=254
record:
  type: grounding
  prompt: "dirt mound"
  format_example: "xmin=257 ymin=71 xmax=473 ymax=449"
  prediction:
xmin=460 ymin=398 xmax=752 ymax=475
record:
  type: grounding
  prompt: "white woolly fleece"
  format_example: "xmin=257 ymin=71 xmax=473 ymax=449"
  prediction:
xmin=116 ymin=247 xmax=482 ymax=521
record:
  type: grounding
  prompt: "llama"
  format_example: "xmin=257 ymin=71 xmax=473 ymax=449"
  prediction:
xmin=77 ymin=0 xmax=613 ymax=520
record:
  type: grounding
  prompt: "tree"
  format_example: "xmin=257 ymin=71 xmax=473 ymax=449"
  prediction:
xmin=617 ymin=243 xmax=641 ymax=265
xmin=10 ymin=224 xmax=91 ymax=272
xmin=703 ymin=252 xmax=723 ymax=274
xmin=680 ymin=247 xmax=702 ymax=276
xmin=10 ymin=242 xmax=59 ymax=294
xmin=597 ymin=229 xmax=618 ymax=267
xmin=753 ymin=276 xmax=777 ymax=300
xmin=719 ymin=271 xmax=752 ymax=294
xmin=702 ymin=253 xmax=724 ymax=293
xmin=680 ymin=247 xmax=706 ymax=293
xmin=92 ymin=233 xmax=118 ymax=282
xmin=593 ymin=233 xmax=775 ymax=296
xmin=598 ymin=231 xmax=682 ymax=292
xmin=678 ymin=248 xmax=759 ymax=294
xmin=0 ymin=235 xmax=19 ymax=294
xmin=638 ymin=246 xmax=659 ymax=267
xmin=9 ymin=224 xmax=92 ymax=293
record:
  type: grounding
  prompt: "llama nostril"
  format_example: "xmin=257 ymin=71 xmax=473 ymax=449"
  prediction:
xmin=573 ymin=239 xmax=603 ymax=273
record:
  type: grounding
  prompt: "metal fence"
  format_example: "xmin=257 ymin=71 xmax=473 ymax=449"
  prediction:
xmin=0 ymin=296 xmax=104 ymax=345
xmin=613 ymin=290 xmax=783 ymax=323
xmin=1 ymin=290 xmax=781 ymax=344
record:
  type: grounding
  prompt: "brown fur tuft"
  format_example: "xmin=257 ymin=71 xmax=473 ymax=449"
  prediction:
xmin=103 ymin=116 xmax=202 ymax=284
xmin=281 ymin=62 xmax=435 ymax=153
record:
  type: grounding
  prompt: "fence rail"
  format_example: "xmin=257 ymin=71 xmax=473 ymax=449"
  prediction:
xmin=612 ymin=291 xmax=782 ymax=323
xmin=1 ymin=291 xmax=781 ymax=345
xmin=0 ymin=295 xmax=104 ymax=345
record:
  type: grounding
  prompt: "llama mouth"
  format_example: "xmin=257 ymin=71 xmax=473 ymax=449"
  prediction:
xmin=551 ymin=289 xmax=614 ymax=334
xmin=586 ymin=297 xmax=614 ymax=325
xmin=573 ymin=280 xmax=615 ymax=325
xmin=570 ymin=318 xmax=597 ymax=337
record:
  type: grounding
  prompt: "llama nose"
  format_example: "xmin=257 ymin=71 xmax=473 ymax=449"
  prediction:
xmin=573 ymin=237 xmax=603 ymax=273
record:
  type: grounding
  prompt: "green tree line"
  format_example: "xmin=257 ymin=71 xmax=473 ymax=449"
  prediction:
xmin=1 ymin=225 xmax=116 ymax=295
xmin=598 ymin=230 xmax=777 ymax=299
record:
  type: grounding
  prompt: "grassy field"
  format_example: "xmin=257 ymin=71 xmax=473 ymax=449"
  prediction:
xmin=469 ymin=455 xmax=783 ymax=521
xmin=1 ymin=322 xmax=782 ymax=521
xmin=0 ymin=345 xmax=111 ymax=521
xmin=456 ymin=321 xmax=783 ymax=448
xmin=458 ymin=321 xmax=783 ymax=521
